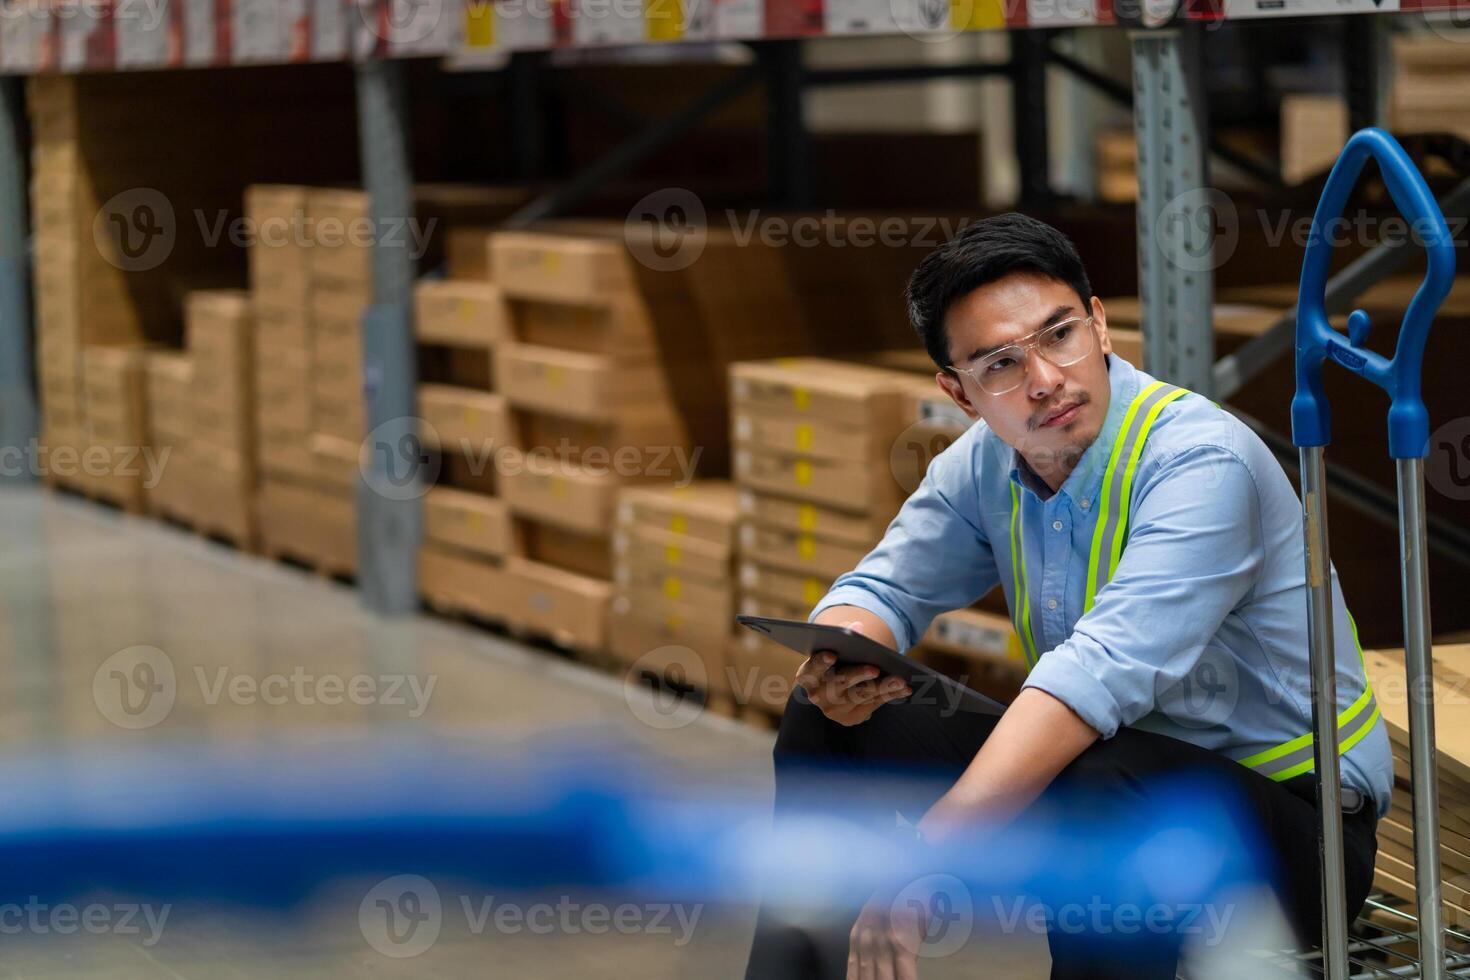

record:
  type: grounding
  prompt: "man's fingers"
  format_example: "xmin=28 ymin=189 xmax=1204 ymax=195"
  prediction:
xmin=876 ymin=948 xmax=897 ymax=980
xmin=895 ymin=950 xmax=920 ymax=980
xmin=794 ymin=653 xmax=835 ymax=693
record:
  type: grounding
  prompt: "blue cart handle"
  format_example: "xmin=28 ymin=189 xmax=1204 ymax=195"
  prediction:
xmin=1292 ymin=127 xmax=1456 ymax=459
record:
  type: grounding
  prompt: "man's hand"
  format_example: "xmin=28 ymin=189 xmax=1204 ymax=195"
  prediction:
xmin=847 ymin=888 xmax=925 ymax=980
xmin=794 ymin=618 xmax=911 ymax=727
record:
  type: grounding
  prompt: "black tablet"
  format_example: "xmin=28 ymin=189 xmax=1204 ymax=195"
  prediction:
xmin=736 ymin=615 xmax=1009 ymax=717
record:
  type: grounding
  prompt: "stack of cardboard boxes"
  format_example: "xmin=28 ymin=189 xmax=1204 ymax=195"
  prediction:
xmin=609 ymin=482 xmax=741 ymax=710
xmin=246 ymin=185 xmax=356 ymax=577
xmin=414 ymin=234 xmax=518 ymax=627
xmin=183 ymin=290 xmax=256 ymax=544
xmin=1280 ymin=94 xmax=1349 ymax=186
xmin=730 ymin=358 xmax=914 ymax=719
xmin=78 ymin=346 xmax=150 ymax=511
xmin=484 ymin=228 xmax=700 ymax=655
xmin=143 ymin=352 xmax=194 ymax=520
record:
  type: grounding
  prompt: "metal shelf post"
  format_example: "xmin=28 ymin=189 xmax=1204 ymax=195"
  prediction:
xmin=0 ymin=76 xmax=37 ymax=479
xmin=354 ymin=58 xmax=422 ymax=616
xmin=1131 ymin=25 xmax=1215 ymax=395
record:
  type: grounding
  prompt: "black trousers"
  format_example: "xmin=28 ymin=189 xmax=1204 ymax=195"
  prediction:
xmin=744 ymin=690 xmax=1378 ymax=980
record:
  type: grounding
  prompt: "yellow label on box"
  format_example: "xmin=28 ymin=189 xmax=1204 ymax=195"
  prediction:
xmin=798 ymin=504 xmax=817 ymax=531
xmin=665 ymin=613 xmax=684 ymax=631
xmin=803 ymin=578 xmax=824 ymax=606
xmin=798 ymin=535 xmax=815 ymax=561
xmin=468 ymin=512 xmax=484 ymax=530
xmin=795 ymin=423 xmax=813 ymax=451
xmin=669 ymin=513 xmax=687 ymax=534
xmin=551 ymin=477 xmax=567 ymax=498
xmin=663 ymin=575 xmax=681 ymax=599
xmin=793 ymin=387 xmax=810 ymax=411
xmin=1006 ymin=634 xmax=1025 ymax=662
xmin=456 ymin=298 xmax=476 ymax=320
xmin=794 ymin=459 xmax=812 ymax=486
xmin=539 ymin=251 xmax=561 ymax=272
xmin=462 ymin=408 xmax=479 ymax=425
xmin=546 ymin=366 xmax=565 ymax=389
xmin=665 ymin=545 xmax=681 ymax=565
xmin=464 ymin=0 xmax=495 ymax=47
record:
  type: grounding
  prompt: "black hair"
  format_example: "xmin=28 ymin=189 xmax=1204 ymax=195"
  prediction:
xmin=905 ymin=213 xmax=1093 ymax=369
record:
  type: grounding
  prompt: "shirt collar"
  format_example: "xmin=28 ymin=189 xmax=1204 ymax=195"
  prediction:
xmin=1009 ymin=353 xmax=1144 ymax=505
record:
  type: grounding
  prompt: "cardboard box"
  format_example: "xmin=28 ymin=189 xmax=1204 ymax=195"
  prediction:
xmin=616 ymin=563 xmax=733 ymax=625
xmin=1281 ymin=94 xmax=1348 ymax=186
xmin=309 ymin=433 xmax=359 ymax=493
xmin=255 ymin=348 xmax=313 ymax=432
xmin=739 ymin=522 xmax=869 ymax=581
xmin=733 ymin=408 xmax=889 ymax=461
xmin=257 ymin=478 xmax=356 ymax=575
xmin=616 ymin=481 xmax=739 ymax=549
xmin=490 ymin=230 xmax=641 ymax=305
xmin=419 ymin=544 xmax=511 ymax=619
xmin=306 ymin=188 xmax=373 ymax=286
xmin=614 ymin=520 xmax=731 ymax=584
xmin=190 ymin=458 xmax=256 ymax=542
xmin=515 ymin=299 xmax=659 ymax=356
xmin=311 ymin=396 xmax=366 ymax=444
xmin=499 ymin=451 xmax=621 ymax=536
xmin=310 ymin=279 xmax=371 ymax=328
xmin=424 ymin=486 xmax=516 ymax=559
xmin=419 ymin=385 xmax=513 ymax=454
xmin=256 ymin=305 xmax=311 ymax=352
xmin=445 ymin=227 xmax=494 ymax=281
xmin=734 ymin=444 xmax=906 ymax=516
xmin=415 ymin=279 xmax=509 ymax=348
xmin=258 ymin=427 xmax=317 ymax=483
xmin=737 ymin=491 xmax=892 ymax=549
xmin=522 ymin=521 xmax=613 ymax=580
xmin=922 ymin=608 xmax=1025 ymax=667
xmin=503 ymin=556 xmax=612 ymax=650
xmin=729 ymin=631 xmax=801 ymax=715
xmin=245 ymin=184 xmax=311 ymax=312
xmin=607 ymin=600 xmax=733 ymax=696
xmin=739 ymin=560 xmax=833 ymax=609
xmin=730 ymin=358 xmax=908 ymax=428
xmin=145 ymin=351 xmax=193 ymax=450
xmin=517 ymin=411 xmax=689 ymax=467
xmin=495 ymin=343 xmax=677 ymax=423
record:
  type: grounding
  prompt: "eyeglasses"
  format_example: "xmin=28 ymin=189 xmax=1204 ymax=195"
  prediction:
xmin=950 ymin=315 xmax=1097 ymax=396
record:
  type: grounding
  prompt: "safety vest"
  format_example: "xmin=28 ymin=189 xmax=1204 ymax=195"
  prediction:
xmin=1006 ymin=380 xmax=1382 ymax=782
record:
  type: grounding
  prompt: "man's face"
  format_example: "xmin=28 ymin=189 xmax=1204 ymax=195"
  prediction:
xmin=934 ymin=271 xmax=1113 ymax=491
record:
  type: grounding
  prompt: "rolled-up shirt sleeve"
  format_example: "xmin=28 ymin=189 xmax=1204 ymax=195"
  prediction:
xmin=1022 ymin=445 xmax=1264 ymax=738
xmin=809 ymin=447 xmax=1000 ymax=653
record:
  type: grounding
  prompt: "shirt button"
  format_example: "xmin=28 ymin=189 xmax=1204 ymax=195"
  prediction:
xmin=1081 ymin=498 xmax=1091 ymax=509
xmin=1047 ymin=598 xmax=1058 ymax=610
xmin=1052 ymin=520 xmax=1063 ymax=531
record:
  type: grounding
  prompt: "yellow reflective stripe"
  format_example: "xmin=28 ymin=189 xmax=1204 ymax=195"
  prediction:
xmin=1107 ymin=387 xmax=1189 ymax=578
xmin=1239 ymin=730 xmax=1311 ymax=770
xmin=1009 ymin=482 xmax=1038 ymax=668
xmin=1085 ymin=381 xmax=1164 ymax=609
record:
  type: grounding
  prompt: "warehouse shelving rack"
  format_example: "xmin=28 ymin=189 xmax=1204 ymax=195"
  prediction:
xmin=0 ymin=4 xmax=1466 ymax=973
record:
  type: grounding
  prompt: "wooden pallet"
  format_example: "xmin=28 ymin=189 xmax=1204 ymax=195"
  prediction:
xmin=49 ymin=477 xmax=147 ymax=515
xmin=259 ymin=544 xmax=355 ymax=585
xmin=151 ymin=504 xmax=258 ymax=554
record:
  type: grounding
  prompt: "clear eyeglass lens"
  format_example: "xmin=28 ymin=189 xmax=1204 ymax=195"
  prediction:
xmin=971 ymin=318 xmax=1094 ymax=395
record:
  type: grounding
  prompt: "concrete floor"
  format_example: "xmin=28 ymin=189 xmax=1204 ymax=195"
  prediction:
xmin=0 ymin=486 xmax=1050 ymax=978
